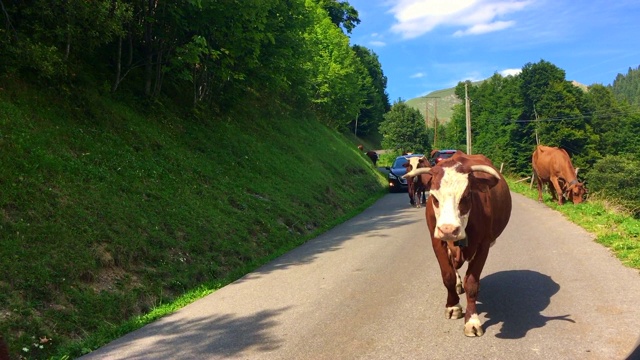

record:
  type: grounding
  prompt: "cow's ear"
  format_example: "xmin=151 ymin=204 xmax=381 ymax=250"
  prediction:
xmin=402 ymin=163 xmax=410 ymax=168
xmin=469 ymin=173 xmax=499 ymax=193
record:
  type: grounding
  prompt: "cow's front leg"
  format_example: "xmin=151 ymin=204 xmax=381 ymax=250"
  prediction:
xmin=433 ymin=239 xmax=462 ymax=319
xmin=550 ymin=177 xmax=565 ymax=205
xmin=462 ymin=244 xmax=490 ymax=336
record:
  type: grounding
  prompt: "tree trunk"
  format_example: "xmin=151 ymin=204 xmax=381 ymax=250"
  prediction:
xmin=112 ymin=35 xmax=123 ymax=92
xmin=143 ymin=0 xmax=154 ymax=96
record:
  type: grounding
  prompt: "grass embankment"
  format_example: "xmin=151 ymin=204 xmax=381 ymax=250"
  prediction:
xmin=0 ymin=81 xmax=388 ymax=359
xmin=507 ymin=178 xmax=640 ymax=270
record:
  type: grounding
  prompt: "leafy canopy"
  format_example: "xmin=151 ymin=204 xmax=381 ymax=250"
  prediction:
xmin=379 ymin=100 xmax=431 ymax=154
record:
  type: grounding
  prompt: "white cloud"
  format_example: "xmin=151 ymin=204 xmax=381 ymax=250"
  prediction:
xmin=453 ymin=20 xmax=514 ymax=36
xmin=410 ymin=72 xmax=426 ymax=78
xmin=499 ymin=68 xmax=522 ymax=76
xmin=369 ymin=40 xmax=387 ymax=47
xmin=388 ymin=0 xmax=533 ymax=39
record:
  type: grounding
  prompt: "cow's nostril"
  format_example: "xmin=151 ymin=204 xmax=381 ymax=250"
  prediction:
xmin=439 ymin=224 xmax=460 ymax=237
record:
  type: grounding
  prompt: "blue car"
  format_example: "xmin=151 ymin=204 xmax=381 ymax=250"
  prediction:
xmin=385 ymin=154 xmax=424 ymax=192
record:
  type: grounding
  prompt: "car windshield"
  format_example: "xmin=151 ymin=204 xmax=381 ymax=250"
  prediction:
xmin=392 ymin=157 xmax=408 ymax=168
xmin=439 ymin=152 xmax=455 ymax=160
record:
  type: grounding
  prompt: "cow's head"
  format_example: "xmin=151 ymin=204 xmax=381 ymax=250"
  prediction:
xmin=403 ymin=160 xmax=501 ymax=241
xmin=566 ymin=180 xmax=586 ymax=204
xmin=402 ymin=156 xmax=428 ymax=178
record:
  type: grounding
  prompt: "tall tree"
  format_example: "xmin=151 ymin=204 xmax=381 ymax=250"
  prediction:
xmin=303 ymin=0 xmax=365 ymax=129
xmin=379 ymin=100 xmax=431 ymax=154
xmin=350 ymin=45 xmax=390 ymax=136
xmin=611 ymin=65 xmax=640 ymax=107
xmin=315 ymin=0 xmax=360 ymax=34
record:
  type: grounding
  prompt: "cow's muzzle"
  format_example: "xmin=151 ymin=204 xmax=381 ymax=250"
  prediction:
xmin=437 ymin=224 xmax=462 ymax=241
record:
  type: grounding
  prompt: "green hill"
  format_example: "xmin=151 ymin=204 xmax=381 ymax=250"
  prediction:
xmin=405 ymin=81 xmax=484 ymax=125
xmin=0 ymin=80 xmax=387 ymax=358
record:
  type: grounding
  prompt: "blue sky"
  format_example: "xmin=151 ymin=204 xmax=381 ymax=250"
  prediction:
xmin=346 ymin=0 xmax=640 ymax=102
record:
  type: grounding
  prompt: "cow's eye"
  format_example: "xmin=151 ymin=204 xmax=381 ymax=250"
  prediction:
xmin=458 ymin=193 xmax=471 ymax=214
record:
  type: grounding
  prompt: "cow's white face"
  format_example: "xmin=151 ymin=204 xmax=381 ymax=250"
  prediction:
xmin=429 ymin=164 xmax=471 ymax=241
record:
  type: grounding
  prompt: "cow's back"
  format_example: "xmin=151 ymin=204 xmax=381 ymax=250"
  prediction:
xmin=533 ymin=145 xmax=569 ymax=180
xmin=463 ymin=154 xmax=511 ymax=240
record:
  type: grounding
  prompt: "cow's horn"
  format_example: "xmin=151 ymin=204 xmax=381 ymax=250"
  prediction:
xmin=402 ymin=167 xmax=431 ymax=179
xmin=470 ymin=165 xmax=501 ymax=180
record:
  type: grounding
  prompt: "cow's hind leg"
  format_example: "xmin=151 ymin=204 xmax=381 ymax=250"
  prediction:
xmin=413 ymin=190 xmax=422 ymax=208
xmin=462 ymin=243 xmax=490 ymax=337
xmin=534 ymin=173 xmax=544 ymax=202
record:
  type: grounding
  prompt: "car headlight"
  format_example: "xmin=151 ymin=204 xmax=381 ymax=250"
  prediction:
xmin=388 ymin=173 xmax=397 ymax=179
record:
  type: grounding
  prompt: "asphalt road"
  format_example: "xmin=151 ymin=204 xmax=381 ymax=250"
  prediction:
xmin=80 ymin=192 xmax=640 ymax=360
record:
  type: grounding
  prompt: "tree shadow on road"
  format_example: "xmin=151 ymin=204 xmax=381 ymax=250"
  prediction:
xmin=235 ymin=193 xmax=420 ymax=282
xmin=82 ymin=307 xmax=291 ymax=359
xmin=478 ymin=270 xmax=575 ymax=339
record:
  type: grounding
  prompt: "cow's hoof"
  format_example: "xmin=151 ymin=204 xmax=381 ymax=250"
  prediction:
xmin=463 ymin=314 xmax=484 ymax=337
xmin=445 ymin=304 xmax=463 ymax=319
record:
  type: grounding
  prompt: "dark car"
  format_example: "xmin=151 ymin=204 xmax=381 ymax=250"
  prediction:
xmin=430 ymin=149 xmax=457 ymax=166
xmin=386 ymin=154 xmax=424 ymax=192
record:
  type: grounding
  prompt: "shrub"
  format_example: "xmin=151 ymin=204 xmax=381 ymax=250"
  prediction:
xmin=586 ymin=155 xmax=640 ymax=216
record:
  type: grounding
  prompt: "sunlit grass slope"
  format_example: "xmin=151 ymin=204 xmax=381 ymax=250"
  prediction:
xmin=0 ymin=81 xmax=387 ymax=358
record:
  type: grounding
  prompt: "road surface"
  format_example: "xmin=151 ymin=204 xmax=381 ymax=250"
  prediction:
xmin=80 ymin=192 xmax=640 ymax=360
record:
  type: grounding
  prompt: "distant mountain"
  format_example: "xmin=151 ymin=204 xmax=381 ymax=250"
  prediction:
xmin=406 ymin=79 xmax=588 ymax=125
xmin=405 ymin=81 xmax=483 ymax=125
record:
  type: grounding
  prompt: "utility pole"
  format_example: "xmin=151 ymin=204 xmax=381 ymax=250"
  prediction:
xmin=424 ymin=96 xmax=440 ymax=149
xmin=465 ymin=83 xmax=472 ymax=154
xmin=534 ymin=105 xmax=540 ymax=145
xmin=425 ymin=100 xmax=429 ymax=129
xmin=433 ymin=98 xmax=438 ymax=148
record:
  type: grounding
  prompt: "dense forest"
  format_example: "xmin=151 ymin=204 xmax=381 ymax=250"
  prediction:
xmin=612 ymin=65 xmax=640 ymax=108
xmin=420 ymin=60 xmax=640 ymax=214
xmin=0 ymin=0 xmax=390 ymax=133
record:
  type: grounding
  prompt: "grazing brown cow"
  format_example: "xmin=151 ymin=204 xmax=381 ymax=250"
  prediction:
xmin=403 ymin=155 xmax=428 ymax=207
xmin=403 ymin=151 xmax=512 ymax=336
xmin=532 ymin=145 xmax=586 ymax=205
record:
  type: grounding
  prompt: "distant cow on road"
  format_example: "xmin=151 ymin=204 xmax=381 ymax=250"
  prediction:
xmin=404 ymin=151 xmax=512 ymax=336
xmin=532 ymin=145 xmax=586 ymax=205
xmin=402 ymin=155 xmax=427 ymax=207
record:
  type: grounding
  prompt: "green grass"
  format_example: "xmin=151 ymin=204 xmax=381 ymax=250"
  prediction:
xmin=507 ymin=177 xmax=640 ymax=270
xmin=0 ymin=79 xmax=388 ymax=359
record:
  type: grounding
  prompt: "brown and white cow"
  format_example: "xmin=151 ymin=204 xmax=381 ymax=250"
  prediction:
xmin=403 ymin=156 xmax=428 ymax=207
xmin=532 ymin=145 xmax=586 ymax=205
xmin=403 ymin=151 xmax=512 ymax=336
